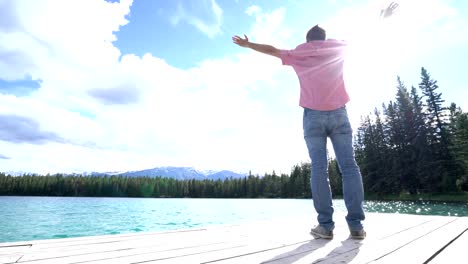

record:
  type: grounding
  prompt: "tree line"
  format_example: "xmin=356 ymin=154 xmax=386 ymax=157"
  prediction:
xmin=0 ymin=67 xmax=466 ymax=198
xmin=0 ymin=165 xmax=314 ymax=198
xmin=354 ymin=67 xmax=467 ymax=194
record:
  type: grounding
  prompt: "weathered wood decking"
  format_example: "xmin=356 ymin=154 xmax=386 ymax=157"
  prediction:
xmin=0 ymin=213 xmax=466 ymax=264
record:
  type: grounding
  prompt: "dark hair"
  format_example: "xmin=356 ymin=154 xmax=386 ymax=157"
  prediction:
xmin=306 ymin=25 xmax=326 ymax=42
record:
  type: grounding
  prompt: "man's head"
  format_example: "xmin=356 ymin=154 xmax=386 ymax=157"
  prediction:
xmin=306 ymin=25 xmax=326 ymax=42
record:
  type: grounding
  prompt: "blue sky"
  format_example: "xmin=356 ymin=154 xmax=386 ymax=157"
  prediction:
xmin=113 ymin=0 xmax=344 ymax=68
xmin=0 ymin=0 xmax=467 ymax=174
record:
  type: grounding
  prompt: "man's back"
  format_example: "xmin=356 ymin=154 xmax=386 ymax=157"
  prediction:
xmin=280 ymin=40 xmax=349 ymax=111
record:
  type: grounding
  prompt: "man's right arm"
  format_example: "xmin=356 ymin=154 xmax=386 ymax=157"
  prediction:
xmin=232 ymin=35 xmax=281 ymax=58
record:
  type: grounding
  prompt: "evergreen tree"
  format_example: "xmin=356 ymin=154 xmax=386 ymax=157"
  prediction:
xmin=419 ymin=67 xmax=456 ymax=191
xmin=448 ymin=103 xmax=468 ymax=191
xmin=419 ymin=67 xmax=446 ymax=143
xmin=382 ymin=101 xmax=402 ymax=192
xmin=328 ymin=158 xmax=342 ymax=196
xmin=395 ymin=78 xmax=419 ymax=194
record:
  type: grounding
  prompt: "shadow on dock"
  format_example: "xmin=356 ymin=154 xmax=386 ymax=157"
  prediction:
xmin=262 ymin=238 xmax=362 ymax=264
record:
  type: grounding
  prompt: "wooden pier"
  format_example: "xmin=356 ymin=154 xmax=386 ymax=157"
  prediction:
xmin=0 ymin=212 xmax=466 ymax=264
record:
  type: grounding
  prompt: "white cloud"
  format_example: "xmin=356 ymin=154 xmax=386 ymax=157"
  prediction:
xmin=246 ymin=6 xmax=295 ymax=47
xmin=0 ymin=0 xmax=132 ymax=81
xmin=0 ymin=1 xmax=307 ymax=175
xmin=245 ymin=5 xmax=261 ymax=16
xmin=170 ymin=0 xmax=223 ymax=38
xmin=5 ymin=0 xmax=462 ymax=176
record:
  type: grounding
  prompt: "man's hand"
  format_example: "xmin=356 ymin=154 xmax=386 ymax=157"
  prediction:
xmin=380 ymin=2 xmax=399 ymax=18
xmin=232 ymin=34 xmax=250 ymax=48
xmin=232 ymin=34 xmax=280 ymax=58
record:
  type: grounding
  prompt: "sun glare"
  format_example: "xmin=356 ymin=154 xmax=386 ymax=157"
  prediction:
xmin=326 ymin=1 xmax=409 ymax=118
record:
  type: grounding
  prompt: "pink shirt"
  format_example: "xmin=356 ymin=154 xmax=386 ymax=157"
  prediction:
xmin=280 ymin=40 xmax=349 ymax=111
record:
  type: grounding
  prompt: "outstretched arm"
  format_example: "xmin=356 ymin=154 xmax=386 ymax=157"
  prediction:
xmin=232 ymin=35 xmax=281 ymax=58
xmin=380 ymin=2 xmax=399 ymax=19
xmin=337 ymin=2 xmax=399 ymax=45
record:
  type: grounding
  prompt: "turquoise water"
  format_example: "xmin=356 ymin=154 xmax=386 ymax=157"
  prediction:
xmin=0 ymin=196 xmax=466 ymax=243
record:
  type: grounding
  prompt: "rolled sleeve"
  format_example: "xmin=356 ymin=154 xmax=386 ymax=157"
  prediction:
xmin=279 ymin=49 xmax=292 ymax=66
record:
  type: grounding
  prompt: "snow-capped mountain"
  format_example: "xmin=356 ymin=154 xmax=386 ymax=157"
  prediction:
xmin=3 ymin=167 xmax=247 ymax=180
xmin=116 ymin=166 xmax=246 ymax=180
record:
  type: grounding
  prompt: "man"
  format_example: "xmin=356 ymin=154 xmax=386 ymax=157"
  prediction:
xmin=232 ymin=3 xmax=398 ymax=240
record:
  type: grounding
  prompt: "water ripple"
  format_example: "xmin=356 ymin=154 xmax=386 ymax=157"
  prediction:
xmin=0 ymin=197 xmax=465 ymax=243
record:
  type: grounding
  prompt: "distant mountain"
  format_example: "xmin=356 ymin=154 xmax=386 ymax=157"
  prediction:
xmin=207 ymin=170 xmax=245 ymax=180
xmin=106 ymin=166 xmax=246 ymax=180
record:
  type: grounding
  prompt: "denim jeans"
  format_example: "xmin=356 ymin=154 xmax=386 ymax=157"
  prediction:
xmin=303 ymin=106 xmax=365 ymax=231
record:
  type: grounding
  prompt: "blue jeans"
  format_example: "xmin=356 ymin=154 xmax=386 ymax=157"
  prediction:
xmin=303 ymin=106 xmax=365 ymax=231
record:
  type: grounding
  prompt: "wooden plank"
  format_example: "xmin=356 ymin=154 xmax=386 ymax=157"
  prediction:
xmin=44 ymin=241 xmax=248 ymax=264
xmin=199 ymin=235 xmax=357 ymax=264
xmin=0 ymin=228 xmax=206 ymax=248
xmin=141 ymin=218 xmax=325 ymax=264
xmin=0 ymin=245 xmax=31 ymax=256
xmin=0 ymin=215 xmax=316 ymax=264
xmin=0 ymin=213 xmax=465 ymax=264
xmin=170 ymin=235 xmax=343 ymax=264
xmin=207 ymin=215 xmax=452 ymax=264
xmin=12 ymin=218 xmax=314 ymax=264
xmin=371 ymin=217 xmax=468 ymax=264
xmin=428 ymin=226 xmax=468 ymax=264
xmin=0 ymin=254 xmax=22 ymax=264
xmin=0 ymin=231 xmax=208 ymax=263
xmin=22 ymin=232 xmax=183 ymax=254
xmin=152 ymin=240 xmax=324 ymax=264
xmin=0 ymin=244 xmax=31 ymax=264
xmin=160 ymin=214 xmax=447 ymax=264
xmin=304 ymin=216 xmax=461 ymax=264
xmin=17 ymin=234 xmax=232 ymax=263
xmin=0 ymin=228 xmax=209 ymax=260
xmin=28 ymin=229 xmax=207 ymax=249
xmin=13 ymin=221 xmax=278 ymax=264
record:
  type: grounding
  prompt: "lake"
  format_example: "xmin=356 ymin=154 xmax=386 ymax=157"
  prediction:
xmin=0 ymin=196 xmax=466 ymax=243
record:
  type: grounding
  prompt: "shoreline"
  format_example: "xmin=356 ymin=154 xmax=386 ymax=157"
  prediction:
xmin=1 ymin=193 xmax=468 ymax=202
xmin=362 ymin=192 xmax=468 ymax=203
